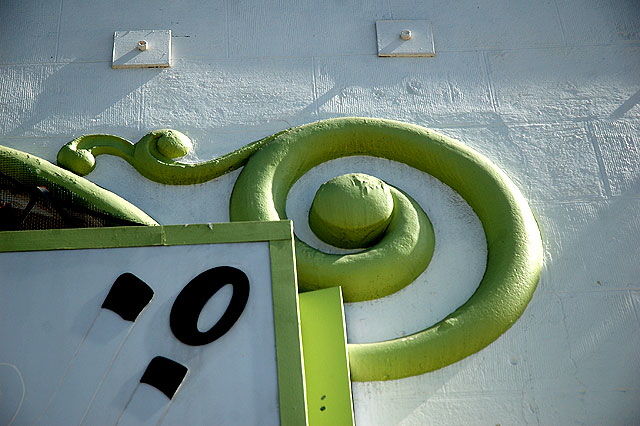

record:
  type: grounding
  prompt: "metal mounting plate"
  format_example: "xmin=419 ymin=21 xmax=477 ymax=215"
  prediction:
xmin=112 ymin=30 xmax=171 ymax=69
xmin=376 ymin=20 xmax=435 ymax=57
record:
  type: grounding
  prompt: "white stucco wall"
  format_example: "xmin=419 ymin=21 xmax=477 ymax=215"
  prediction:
xmin=1 ymin=1 xmax=639 ymax=424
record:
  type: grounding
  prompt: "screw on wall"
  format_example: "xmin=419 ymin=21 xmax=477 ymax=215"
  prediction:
xmin=137 ymin=40 xmax=148 ymax=51
xmin=400 ymin=30 xmax=412 ymax=40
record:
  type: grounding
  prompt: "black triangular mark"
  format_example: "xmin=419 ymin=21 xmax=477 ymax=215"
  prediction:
xmin=140 ymin=356 xmax=188 ymax=399
xmin=101 ymin=273 xmax=154 ymax=321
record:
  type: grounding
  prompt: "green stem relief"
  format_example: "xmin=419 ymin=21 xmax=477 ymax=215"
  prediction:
xmin=56 ymin=117 xmax=543 ymax=381
xmin=58 ymin=129 xmax=285 ymax=184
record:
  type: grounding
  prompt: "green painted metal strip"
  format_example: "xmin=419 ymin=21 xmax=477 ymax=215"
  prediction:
xmin=0 ymin=221 xmax=294 ymax=252
xmin=269 ymin=237 xmax=309 ymax=426
xmin=0 ymin=226 xmax=162 ymax=252
xmin=162 ymin=221 xmax=294 ymax=245
xmin=299 ymin=287 xmax=354 ymax=426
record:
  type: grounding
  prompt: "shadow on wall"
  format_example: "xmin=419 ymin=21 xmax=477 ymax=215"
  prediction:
xmin=609 ymin=89 xmax=640 ymax=120
xmin=535 ymin=177 xmax=640 ymax=421
xmin=354 ymin=173 xmax=640 ymax=425
xmin=3 ymin=60 xmax=164 ymax=138
xmin=300 ymin=54 xmax=498 ymax=127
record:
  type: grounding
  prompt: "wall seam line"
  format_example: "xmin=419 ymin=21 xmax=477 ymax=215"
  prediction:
xmin=225 ymin=0 xmax=230 ymax=58
xmin=552 ymin=0 xmax=568 ymax=47
xmin=311 ymin=57 xmax=319 ymax=116
xmin=54 ymin=0 xmax=64 ymax=62
xmin=586 ymin=121 xmax=612 ymax=197
xmin=138 ymin=70 xmax=144 ymax=133
xmin=481 ymin=51 xmax=499 ymax=112
xmin=630 ymin=290 xmax=640 ymax=329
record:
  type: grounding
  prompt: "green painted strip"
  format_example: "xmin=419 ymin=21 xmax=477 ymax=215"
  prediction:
xmin=269 ymin=237 xmax=309 ymax=426
xmin=300 ymin=287 xmax=354 ymax=426
xmin=0 ymin=221 xmax=294 ymax=252
xmin=162 ymin=221 xmax=294 ymax=245
xmin=0 ymin=226 xmax=162 ymax=252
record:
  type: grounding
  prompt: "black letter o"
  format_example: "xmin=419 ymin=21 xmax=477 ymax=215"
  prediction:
xmin=170 ymin=266 xmax=250 ymax=346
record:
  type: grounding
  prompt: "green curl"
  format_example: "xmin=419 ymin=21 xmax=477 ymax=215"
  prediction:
xmin=57 ymin=129 xmax=284 ymax=184
xmin=229 ymin=118 xmax=542 ymax=380
xmin=57 ymin=117 xmax=542 ymax=381
xmin=230 ymin=143 xmax=435 ymax=303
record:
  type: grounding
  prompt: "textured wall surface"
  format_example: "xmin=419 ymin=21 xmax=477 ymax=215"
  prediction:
xmin=1 ymin=0 xmax=639 ymax=424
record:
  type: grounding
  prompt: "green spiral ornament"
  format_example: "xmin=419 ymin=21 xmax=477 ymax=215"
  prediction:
xmin=57 ymin=117 xmax=543 ymax=381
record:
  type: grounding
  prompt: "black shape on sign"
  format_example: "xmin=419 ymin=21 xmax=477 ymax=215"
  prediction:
xmin=170 ymin=266 xmax=250 ymax=346
xmin=140 ymin=356 xmax=188 ymax=399
xmin=101 ymin=273 xmax=154 ymax=322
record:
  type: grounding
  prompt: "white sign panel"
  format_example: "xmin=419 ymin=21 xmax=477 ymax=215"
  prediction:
xmin=0 ymin=223 xmax=305 ymax=426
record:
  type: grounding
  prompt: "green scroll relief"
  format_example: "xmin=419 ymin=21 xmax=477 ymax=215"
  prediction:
xmin=57 ymin=117 xmax=543 ymax=381
xmin=57 ymin=128 xmax=285 ymax=184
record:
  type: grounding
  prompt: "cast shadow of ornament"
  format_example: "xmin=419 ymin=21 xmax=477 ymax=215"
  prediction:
xmin=4 ymin=60 xmax=163 ymax=139
xmin=56 ymin=117 xmax=543 ymax=381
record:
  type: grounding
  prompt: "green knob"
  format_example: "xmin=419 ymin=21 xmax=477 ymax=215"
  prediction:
xmin=154 ymin=129 xmax=192 ymax=159
xmin=309 ymin=173 xmax=394 ymax=249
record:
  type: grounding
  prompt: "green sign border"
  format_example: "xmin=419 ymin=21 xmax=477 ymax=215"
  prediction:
xmin=0 ymin=221 xmax=308 ymax=426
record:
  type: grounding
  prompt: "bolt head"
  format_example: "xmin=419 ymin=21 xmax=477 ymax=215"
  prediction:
xmin=137 ymin=40 xmax=148 ymax=51
xmin=400 ymin=30 xmax=412 ymax=40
